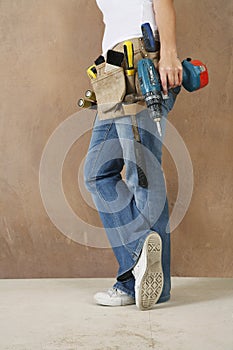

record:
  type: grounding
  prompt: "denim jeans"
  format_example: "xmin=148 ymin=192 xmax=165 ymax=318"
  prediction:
xmin=84 ymin=88 xmax=180 ymax=302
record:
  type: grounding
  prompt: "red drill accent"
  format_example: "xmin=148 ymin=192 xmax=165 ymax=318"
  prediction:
xmin=191 ymin=60 xmax=209 ymax=89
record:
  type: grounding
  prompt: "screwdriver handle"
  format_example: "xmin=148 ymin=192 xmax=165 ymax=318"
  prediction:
xmin=123 ymin=41 xmax=135 ymax=76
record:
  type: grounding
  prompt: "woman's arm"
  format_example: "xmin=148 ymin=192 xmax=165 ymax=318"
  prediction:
xmin=153 ymin=0 xmax=182 ymax=95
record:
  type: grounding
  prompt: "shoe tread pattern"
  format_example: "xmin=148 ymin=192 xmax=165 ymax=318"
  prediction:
xmin=140 ymin=234 xmax=164 ymax=310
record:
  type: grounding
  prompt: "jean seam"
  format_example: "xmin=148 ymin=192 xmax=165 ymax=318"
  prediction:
xmin=92 ymin=120 xmax=146 ymax=259
xmin=95 ymin=121 xmax=157 ymax=261
xmin=96 ymin=176 xmax=152 ymax=261
xmin=89 ymin=119 xmax=130 ymax=253
xmin=111 ymin=126 xmax=155 ymax=259
xmin=96 ymin=180 xmax=130 ymax=253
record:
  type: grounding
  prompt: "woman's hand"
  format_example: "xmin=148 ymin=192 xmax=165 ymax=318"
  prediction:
xmin=158 ymin=53 xmax=183 ymax=96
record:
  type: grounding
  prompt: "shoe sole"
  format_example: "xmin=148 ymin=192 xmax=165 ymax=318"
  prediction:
xmin=138 ymin=233 xmax=164 ymax=310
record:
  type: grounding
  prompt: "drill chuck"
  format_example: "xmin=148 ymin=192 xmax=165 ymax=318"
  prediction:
xmin=145 ymin=91 xmax=163 ymax=136
xmin=145 ymin=91 xmax=161 ymax=109
xmin=144 ymin=92 xmax=162 ymax=121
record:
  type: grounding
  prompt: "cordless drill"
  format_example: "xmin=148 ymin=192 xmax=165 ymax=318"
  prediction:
xmin=137 ymin=58 xmax=209 ymax=135
xmin=139 ymin=23 xmax=209 ymax=135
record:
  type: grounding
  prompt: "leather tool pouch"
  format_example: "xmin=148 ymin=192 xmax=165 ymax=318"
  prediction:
xmin=90 ymin=38 xmax=160 ymax=120
xmin=91 ymin=63 xmax=126 ymax=120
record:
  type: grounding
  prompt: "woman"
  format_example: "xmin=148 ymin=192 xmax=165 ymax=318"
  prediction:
xmin=84 ymin=0 xmax=182 ymax=310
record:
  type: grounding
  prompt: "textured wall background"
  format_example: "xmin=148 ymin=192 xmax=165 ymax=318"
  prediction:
xmin=0 ymin=0 xmax=232 ymax=278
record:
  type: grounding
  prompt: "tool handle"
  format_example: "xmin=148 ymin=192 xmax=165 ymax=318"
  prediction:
xmin=141 ymin=23 xmax=156 ymax=52
xmin=123 ymin=41 xmax=135 ymax=76
xmin=87 ymin=65 xmax=97 ymax=79
xmin=137 ymin=58 xmax=161 ymax=95
xmin=135 ymin=141 xmax=148 ymax=188
xmin=131 ymin=115 xmax=148 ymax=188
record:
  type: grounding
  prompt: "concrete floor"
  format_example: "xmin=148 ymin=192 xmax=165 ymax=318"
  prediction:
xmin=0 ymin=278 xmax=232 ymax=350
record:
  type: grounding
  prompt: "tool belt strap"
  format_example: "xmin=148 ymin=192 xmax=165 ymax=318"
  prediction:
xmin=113 ymin=36 xmax=160 ymax=61
xmin=113 ymin=37 xmax=143 ymax=53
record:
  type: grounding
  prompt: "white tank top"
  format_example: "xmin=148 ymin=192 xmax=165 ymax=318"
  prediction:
xmin=96 ymin=0 xmax=157 ymax=55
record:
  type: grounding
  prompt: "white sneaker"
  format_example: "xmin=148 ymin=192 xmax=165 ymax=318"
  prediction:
xmin=132 ymin=232 xmax=164 ymax=310
xmin=94 ymin=287 xmax=135 ymax=306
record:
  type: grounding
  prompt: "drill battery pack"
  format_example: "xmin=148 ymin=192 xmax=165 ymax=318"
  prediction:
xmin=182 ymin=58 xmax=209 ymax=92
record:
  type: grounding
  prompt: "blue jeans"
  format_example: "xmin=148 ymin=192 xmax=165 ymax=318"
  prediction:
xmin=84 ymin=88 xmax=180 ymax=302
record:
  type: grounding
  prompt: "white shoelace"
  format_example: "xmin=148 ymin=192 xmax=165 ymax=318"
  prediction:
xmin=107 ymin=287 xmax=126 ymax=296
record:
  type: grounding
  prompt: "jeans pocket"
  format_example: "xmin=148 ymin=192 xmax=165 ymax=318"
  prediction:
xmin=163 ymin=86 xmax=181 ymax=112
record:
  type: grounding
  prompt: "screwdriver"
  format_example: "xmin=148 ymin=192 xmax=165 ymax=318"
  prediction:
xmin=123 ymin=41 xmax=136 ymax=95
xmin=123 ymin=41 xmax=135 ymax=76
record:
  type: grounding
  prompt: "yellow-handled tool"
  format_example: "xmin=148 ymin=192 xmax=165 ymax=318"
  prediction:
xmin=123 ymin=41 xmax=135 ymax=76
xmin=86 ymin=65 xmax=97 ymax=79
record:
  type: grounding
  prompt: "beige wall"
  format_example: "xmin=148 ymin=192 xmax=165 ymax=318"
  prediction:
xmin=0 ymin=0 xmax=232 ymax=278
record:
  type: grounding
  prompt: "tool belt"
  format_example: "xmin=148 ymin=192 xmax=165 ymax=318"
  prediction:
xmin=91 ymin=37 xmax=160 ymax=120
